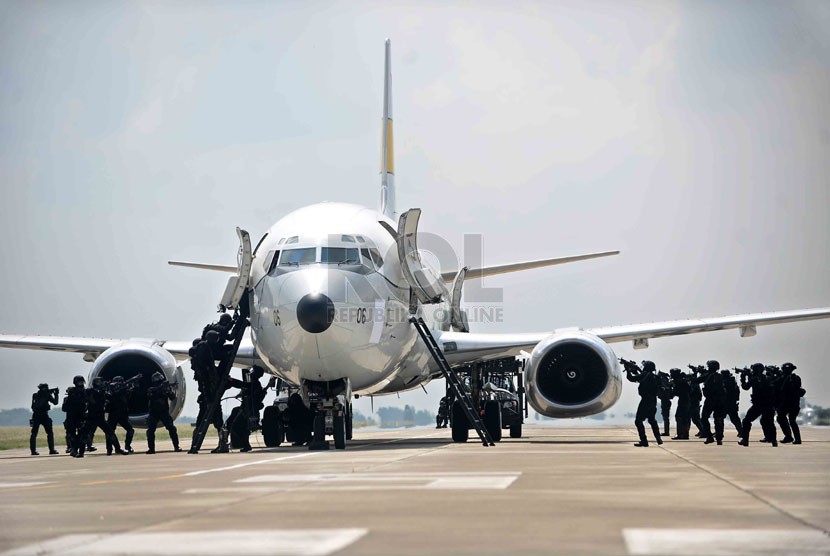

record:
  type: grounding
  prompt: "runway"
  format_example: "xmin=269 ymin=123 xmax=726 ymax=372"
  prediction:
xmin=1 ymin=425 xmax=829 ymax=555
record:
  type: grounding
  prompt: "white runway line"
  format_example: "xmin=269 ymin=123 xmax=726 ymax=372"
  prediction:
xmin=623 ymin=528 xmax=830 ymax=556
xmin=183 ymin=452 xmax=317 ymax=477
xmin=0 ymin=482 xmax=51 ymax=488
xmin=236 ymin=472 xmax=520 ymax=490
xmin=1 ymin=529 xmax=368 ymax=556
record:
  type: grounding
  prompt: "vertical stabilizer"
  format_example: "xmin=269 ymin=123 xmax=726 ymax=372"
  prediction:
xmin=380 ymin=39 xmax=396 ymax=220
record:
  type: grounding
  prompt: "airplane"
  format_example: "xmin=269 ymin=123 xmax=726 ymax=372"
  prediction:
xmin=1 ymin=40 xmax=829 ymax=450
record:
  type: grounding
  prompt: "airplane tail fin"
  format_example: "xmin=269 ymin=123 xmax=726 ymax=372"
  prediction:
xmin=380 ymin=39 xmax=396 ymax=220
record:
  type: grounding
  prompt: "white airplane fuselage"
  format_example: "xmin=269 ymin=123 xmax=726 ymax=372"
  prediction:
xmin=249 ymin=202 xmax=444 ymax=395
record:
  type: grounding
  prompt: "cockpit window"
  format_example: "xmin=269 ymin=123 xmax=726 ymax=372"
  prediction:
xmin=279 ymin=248 xmax=316 ymax=266
xmin=340 ymin=235 xmax=356 ymax=243
xmin=285 ymin=236 xmax=299 ymax=244
xmin=368 ymin=248 xmax=384 ymax=268
xmin=355 ymin=235 xmax=366 ymax=243
xmin=321 ymin=247 xmax=359 ymax=265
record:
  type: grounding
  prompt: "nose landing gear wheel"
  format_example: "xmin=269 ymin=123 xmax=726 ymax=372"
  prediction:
xmin=451 ymin=401 xmax=469 ymax=443
xmin=333 ymin=414 xmax=346 ymax=450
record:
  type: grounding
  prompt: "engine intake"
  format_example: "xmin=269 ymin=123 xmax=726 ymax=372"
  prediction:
xmin=526 ymin=330 xmax=621 ymax=418
xmin=88 ymin=341 xmax=186 ymax=427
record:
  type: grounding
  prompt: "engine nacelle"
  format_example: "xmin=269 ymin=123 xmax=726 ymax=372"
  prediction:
xmin=526 ymin=330 xmax=622 ymax=418
xmin=88 ymin=341 xmax=186 ymax=427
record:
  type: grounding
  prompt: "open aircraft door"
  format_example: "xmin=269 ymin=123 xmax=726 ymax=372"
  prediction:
xmin=450 ymin=267 xmax=470 ymax=333
xmin=397 ymin=209 xmax=446 ymax=305
xmin=219 ymin=227 xmax=253 ymax=311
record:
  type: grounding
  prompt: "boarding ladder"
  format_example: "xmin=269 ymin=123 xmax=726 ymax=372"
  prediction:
xmin=188 ymin=289 xmax=251 ymax=454
xmin=410 ymin=316 xmax=494 ymax=446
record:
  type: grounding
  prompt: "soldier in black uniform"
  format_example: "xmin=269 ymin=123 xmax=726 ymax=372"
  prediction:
xmin=436 ymin=396 xmax=449 ymax=428
xmin=62 ymin=375 xmax=88 ymax=457
xmin=739 ymin=363 xmax=778 ymax=447
xmin=285 ymin=392 xmax=314 ymax=446
xmin=146 ymin=372 xmax=182 ymax=454
xmin=85 ymin=378 xmax=125 ymax=456
xmin=202 ymin=313 xmax=234 ymax=342
xmin=687 ymin=369 xmax=705 ymax=438
xmin=670 ymin=368 xmax=691 ymax=440
xmin=106 ymin=375 xmax=140 ymax=454
xmin=225 ymin=367 xmax=275 ymax=452
xmin=622 ymin=359 xmax=662 ymax=447
xmin=776 ymin=362 xmax=804 ymax=444
xmin=30 ymin=384 xmax=60 ymax=456
xmin=695 ymin=360 xmax=727 ymax=445
xmin=656 ymin=371 xmax=674 ymax=437
xmin=720 ymin=369 xmax=743 ymax=438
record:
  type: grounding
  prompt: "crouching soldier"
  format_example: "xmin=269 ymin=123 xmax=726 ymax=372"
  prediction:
xmin=146 ymin=372 xmax=182 ymax=454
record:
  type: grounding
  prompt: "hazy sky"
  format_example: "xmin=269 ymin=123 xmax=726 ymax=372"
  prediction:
xmin=1 ymin=1 xmax=828 ymax=420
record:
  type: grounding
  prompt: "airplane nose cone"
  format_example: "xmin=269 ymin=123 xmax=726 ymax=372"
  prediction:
xmin=296 ymin=293 xmax=335 ymax=334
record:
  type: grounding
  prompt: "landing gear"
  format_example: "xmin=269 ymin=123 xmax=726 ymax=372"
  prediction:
xmin=509 ymin=423 xmax=522 ymax=438
xmin=262 ymin=405 xmax=284 ymax=447
xmin=345 ymin=403 xmax=353 ymax=441
xmin=451 ymin=401 xmax=469 ymax=443
xmin=309 ymin=414 xmax=330 ymax=451
xmin=483 ymin=401 xmax=502 ymax=442
xmin=333 ymin=414 xmax=346 ymax=450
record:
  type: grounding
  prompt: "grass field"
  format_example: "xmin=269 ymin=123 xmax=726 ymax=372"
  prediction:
xmin=2 ymin=425 xmax=213 ymax=451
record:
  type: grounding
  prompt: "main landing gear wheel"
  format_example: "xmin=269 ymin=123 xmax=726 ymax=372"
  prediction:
xmin=308 ymin=414 xmax=329 ymax=450
xmin=345 ymin=403 xmax=353 ymax=441
xmin=262 ymin=406 xmax=284 ymax=447
xmin=483 ymin=400 xmax=502 ymax=442
xmin=509 ymin=423 xmax=522 ymax=438
xmin=333 ymin=414 xmax=346 ymax=450
xmin=451 ymin=401 xmax=469 ymax=443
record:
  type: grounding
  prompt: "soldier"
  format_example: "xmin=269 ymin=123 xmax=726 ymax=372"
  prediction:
xmin=285 ymin=392 xmax=314 ymax=446
xmin=687 ymin=369 xmax=705 ymax=438
xmin=622 ymin=359 xmax=662 ymax=447
xmin=436 ymin=396 xmax=449 ymax=429
xmin=146 ymin=372 xmax=182 ymax=454
xmin=30 ymin=384 xmax=60 ymax=456
xmin=226 ymin=367 xmax=275 ymax=452
xmin=202 ymin=313 xmax=234 ymax=342
xmin=106 ymin=375 xmax=140 ymax=454
xmin=85 ymin=378 xmax=125 ymax=456
xmin=739 ymin=363 xmax=778 ymax=447
xmin=695 ymin=360 xmax=727 ymax=445
xmin=776 ymin=362 xmax=804 ymax=444
xmin=670 ymin=369 xmax=691 ymax=440
xmin=62 ymin=375 xmax=87 ymax=457
xmin=656 ymin=371 xmax=674 ymax=437
xmin=720 ymin=369 xmax=743 ymax=437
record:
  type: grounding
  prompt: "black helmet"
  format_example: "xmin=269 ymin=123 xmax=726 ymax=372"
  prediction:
xmin=750 ymin=363 xmax=765 ymax=372
xmin=73 ymin=375 xmax=85 ymax=386
xmin=38 ymin=383 xmax=49 ymax=390
xmin=706 ymin=360 xmax=720 ymax=371
xmin=205 ymin=330 xmax=221 ymax=344
xmin=782 ymin=362 xmax=796 ymax=372
xmin=151 ymin=371 xmax=165 ymax=384
xmin=642 ymin=360 xmax=656 ymax=372
xmin=251 ymin=366 xmax=265 ymax=379
xmin=669 ymin=368 xmax=682 ymax=377
xmin=219 ymin=313 xmax=233 ymax=325
xmin=92 ymin=377 xmax=104 ymax=388
xmin=192 ymin=338 xmax=201 ymax=347
xmin=111 ymin=376 xmax=124 ymax=384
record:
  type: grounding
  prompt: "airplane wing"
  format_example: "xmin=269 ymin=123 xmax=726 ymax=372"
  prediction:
xmin=439 ymin=250 xmax=619 ymax=282
xmin=0 ymin=335 xmax=257 ymax=367
xmin=436 ymin=307 xmax=830 ymax=365
xmin=168 ymin=261 xmax=238 ymax=273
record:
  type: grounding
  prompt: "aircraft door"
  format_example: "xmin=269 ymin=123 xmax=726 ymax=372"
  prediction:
xmin=219 ymin=227 xmax=253 ymax=311
xmin=396 ymin=209 xmax=445 ymax=304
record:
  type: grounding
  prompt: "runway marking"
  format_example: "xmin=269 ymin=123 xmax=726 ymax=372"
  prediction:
xmin=0 ymin=482 xmax=52 ymax=488
xmin=235 ymin=472 xmax=520 ymax=490
xmin=0 ymin=529 xmax=368 ymax=556
xmin=623 ymin=528 xmax=830 ymax=555
xmin=183 ymin=452 xmax=318 ymax=477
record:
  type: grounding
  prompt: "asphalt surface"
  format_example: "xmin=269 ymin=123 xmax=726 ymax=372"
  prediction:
xmin=1 ymin=425 xmax=829 ymax=555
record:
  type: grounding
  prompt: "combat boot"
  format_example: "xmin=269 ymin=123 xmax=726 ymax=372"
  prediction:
xmin=633 ymin=441 xmax=649 ymax=447
xmin=704 ymin=436 xmax=715 ymax=444
xmin=49 ymin=449 xmax=59 ymax=455
xmin=781 ymin=436 xmax=793 ymax=444
xmin=792 ymin=439 xmax=802 ymax=445
xmin=145 ymin=449 xmax=155 ymax=455
xmin=739 ymin=438 xmax=749 ymax=446
xmin=31 ymin=450 xmax=39 ymax=456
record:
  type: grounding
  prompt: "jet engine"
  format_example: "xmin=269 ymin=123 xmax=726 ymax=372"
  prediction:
xmin=526 ymin=330 xmax=622 ymax=418
xmin=87 ymin=341 xmax=186 ymax=427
